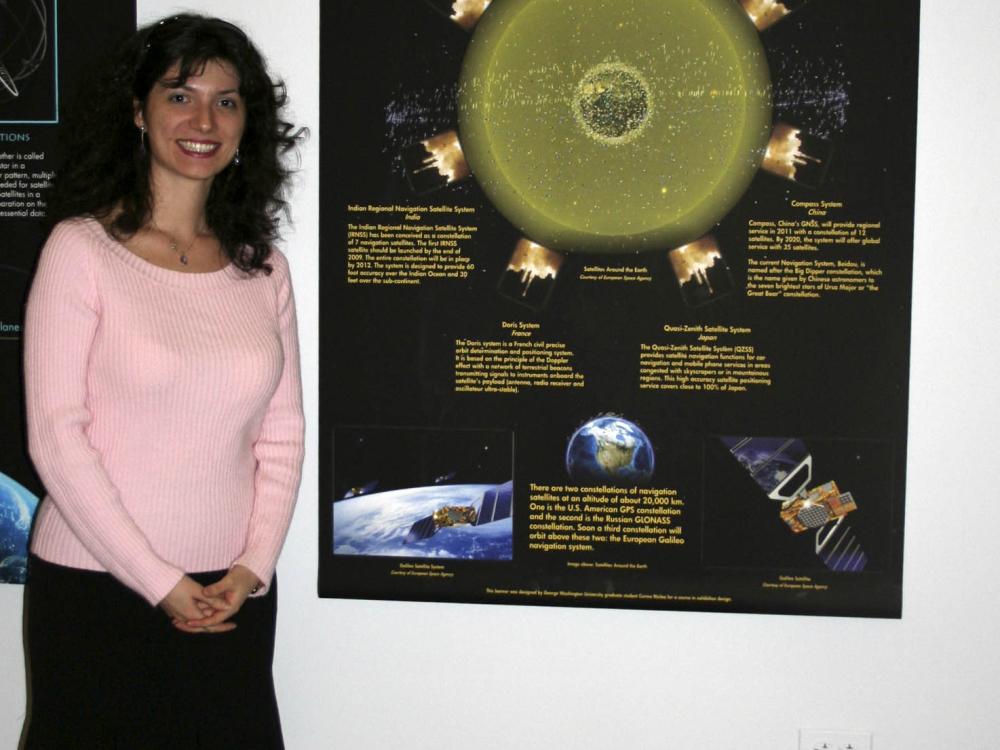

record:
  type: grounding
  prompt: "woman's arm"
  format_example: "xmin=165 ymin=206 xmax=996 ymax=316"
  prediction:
xmin=230 ymin=249 xmax=305 ymax=594
xmin=24 ymin=221 xmax=186 ymax=606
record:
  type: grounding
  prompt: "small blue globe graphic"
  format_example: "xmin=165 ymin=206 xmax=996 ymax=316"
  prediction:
xmin=0 ymin=471 xmax=39 ymax=584
xmin=565 ymin=416 xmax=655 ymax=485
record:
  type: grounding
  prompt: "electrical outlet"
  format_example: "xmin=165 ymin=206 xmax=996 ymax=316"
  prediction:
xmin=799 ymin=729 xmax=872 ymax=750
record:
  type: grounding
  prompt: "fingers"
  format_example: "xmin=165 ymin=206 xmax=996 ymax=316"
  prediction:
xmin=171 ymin=618 xmax=237 ymax=634
xmin=194 ymin=589 xmax=232 ymax=611
xmin=171 ymin=596 xmax=226 ymax=621
xmin=202 ymin=573 xmax=246 ymax=604
xmin=202 ymin=578 xmax=230 ymax=598
xmin=181 ymin=607 xmax=237 ymax=628
xmin=160 ymin=575 xmax=235 ymax=627
xmin=204 ymin=565 xmax=260 ymax=600
xmin=161 ymin=576 xmax=209 ymax=621
xmin=171 ymin=597 xmax=238 ymax=633
xmin=187 ymin=584 xmax=247 ymax=628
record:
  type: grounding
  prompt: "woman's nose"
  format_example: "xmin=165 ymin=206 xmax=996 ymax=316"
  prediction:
xmin=193 ymin=103 xmax=214 ymax=132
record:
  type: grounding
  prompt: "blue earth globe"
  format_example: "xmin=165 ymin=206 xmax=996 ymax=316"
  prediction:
xmin=565 ymin=416 xmax=655 ymax=485
xmin=0 ymin=471 xmax=39 ymax=584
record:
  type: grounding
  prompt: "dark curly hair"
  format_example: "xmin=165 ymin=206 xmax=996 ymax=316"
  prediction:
xmin=46 ymin=14 xmax=303 ymax=273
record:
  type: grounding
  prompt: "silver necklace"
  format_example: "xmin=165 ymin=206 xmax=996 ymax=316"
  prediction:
xmin=151 ymin=223 xmax=200 ymax=266
xmin=168 ymin=235 xmax=196 ymax=266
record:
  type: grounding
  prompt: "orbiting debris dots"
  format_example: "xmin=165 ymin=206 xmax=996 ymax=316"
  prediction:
xmin=770 ymin=52 xmax=849 ymax=138
xmin=768 ymin=20 xmax=850 ymax=138
xmin=384 ymin=84 xmax=459 ymax=154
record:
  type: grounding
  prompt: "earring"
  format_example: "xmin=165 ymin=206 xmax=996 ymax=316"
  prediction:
xmin=139 ymin=125 xmax=147 ymax=154
xmin=234 ymin=147 xmax=241 ymax=166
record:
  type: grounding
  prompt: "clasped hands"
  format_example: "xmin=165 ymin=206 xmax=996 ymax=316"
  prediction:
xmin=160 ymin=564 xmax=261 ymax=634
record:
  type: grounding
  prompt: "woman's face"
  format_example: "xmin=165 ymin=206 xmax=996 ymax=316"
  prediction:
xmin=135 ymin=58 xmax=246 ymax=190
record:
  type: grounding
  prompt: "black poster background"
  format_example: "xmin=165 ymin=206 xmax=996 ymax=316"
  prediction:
xmin=319 ymin=0 xmax=919 ymax=617
xmin=0 ymin=0 xmax=136 ymax=584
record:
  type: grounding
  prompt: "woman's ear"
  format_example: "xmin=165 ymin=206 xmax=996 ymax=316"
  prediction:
xmin=133 ymin=98 xmax=145 ymax=130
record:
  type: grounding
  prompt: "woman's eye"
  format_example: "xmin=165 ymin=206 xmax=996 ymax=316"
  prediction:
xmin=219 ymin=98 xmax=239 ymax=109
xmin=169 ymin=93 xmax=187 ymax=103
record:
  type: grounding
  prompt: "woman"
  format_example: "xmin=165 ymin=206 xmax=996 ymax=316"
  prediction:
xmin=21 ymin=15 xmax=304 ymax=749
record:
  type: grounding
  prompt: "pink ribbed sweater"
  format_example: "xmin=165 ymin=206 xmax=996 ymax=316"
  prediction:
xmin=24 ymin=218 xmax=304 ymax=606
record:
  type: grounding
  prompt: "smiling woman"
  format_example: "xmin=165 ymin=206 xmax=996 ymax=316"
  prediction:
xmin=137 ymin=59 xmax=246 ymax=189
xmin=45 ymin=13 xmax=301 ymax=273
xmin=20 ymin=15 xmax=304 ymax=750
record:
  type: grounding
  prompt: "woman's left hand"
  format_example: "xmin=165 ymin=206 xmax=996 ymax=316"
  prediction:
xmin=174 ymin=564 xmax=261 ymax=633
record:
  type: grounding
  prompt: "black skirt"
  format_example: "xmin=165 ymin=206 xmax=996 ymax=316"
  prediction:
xmin=21 ymin=555 xmax=284 ymax=750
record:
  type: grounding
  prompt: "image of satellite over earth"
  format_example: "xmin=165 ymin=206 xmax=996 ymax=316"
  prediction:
xmin=332 ymin=427 xmax=514 ymax=560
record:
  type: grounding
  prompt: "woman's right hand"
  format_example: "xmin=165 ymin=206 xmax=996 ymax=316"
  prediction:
xmin=159 ymin=575 xmax=236 ymax=633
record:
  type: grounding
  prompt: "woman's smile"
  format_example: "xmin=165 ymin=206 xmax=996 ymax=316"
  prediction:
xmin=176 ymin=139 xmax=221 ymax=156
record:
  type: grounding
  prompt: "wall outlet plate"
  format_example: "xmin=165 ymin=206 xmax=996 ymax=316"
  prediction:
xmin=799 ymin=729 xmax=873 ymax=750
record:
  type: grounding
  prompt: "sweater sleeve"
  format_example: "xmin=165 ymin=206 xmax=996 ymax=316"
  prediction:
xmin=232 ymin=250 xmax=305 ymax=592
xmin=24 ymin=221 xmax=185 ymax=605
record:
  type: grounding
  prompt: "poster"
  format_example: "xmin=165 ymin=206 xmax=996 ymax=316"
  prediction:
xmin=0 ymin=0 xmax=136 ymax=584
xmin=319 ymin=0 xmax=918 ymax=618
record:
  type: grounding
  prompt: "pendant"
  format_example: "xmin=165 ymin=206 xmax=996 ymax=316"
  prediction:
xmin=180 ymin=254 xmax=189 ymax=265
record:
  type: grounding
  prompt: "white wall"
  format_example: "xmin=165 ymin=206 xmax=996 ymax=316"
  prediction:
xmin=2 ymin=2 xmax=998 ymax=748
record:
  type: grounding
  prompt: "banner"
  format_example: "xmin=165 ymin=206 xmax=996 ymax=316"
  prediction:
xmin=0 ymin=0 xmax=136 ymax=585
xmin=319 ymin=0 xmax=918 ymax=617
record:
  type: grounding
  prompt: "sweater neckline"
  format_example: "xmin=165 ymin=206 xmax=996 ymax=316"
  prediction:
xmin=80 ymin=217 xmax=248 ymax=289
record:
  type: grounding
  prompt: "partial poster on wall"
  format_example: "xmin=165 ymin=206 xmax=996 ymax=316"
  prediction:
xmin=319 ymin=0 xmax=918 ymax=618
xmin=0 ymin=1 xmax=136 ymax=584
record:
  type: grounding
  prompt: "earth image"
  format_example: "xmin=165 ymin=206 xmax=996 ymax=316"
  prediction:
xmin=565 ymin=416 xmax=655 ymax=485
xmin=333 ymin=482 xmax=512 ymax=560
xmin=0 ymin=470 xmax=39 ymax=584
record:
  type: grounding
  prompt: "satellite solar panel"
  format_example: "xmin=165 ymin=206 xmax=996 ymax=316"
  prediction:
xmin=474 ymin=481 xmax=513 ymax=525
xmin=820 ymin=524 xmax=867 ymax=572
xmin=404 ymin=515 xmax=437 ymax=544
xmin=478 ymin=487 xmax=498 ymax=525
xmin=722 ymin=436 xmax=811 ymax=496
xmin=494 ymin=481 xmax=513 ymax=520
